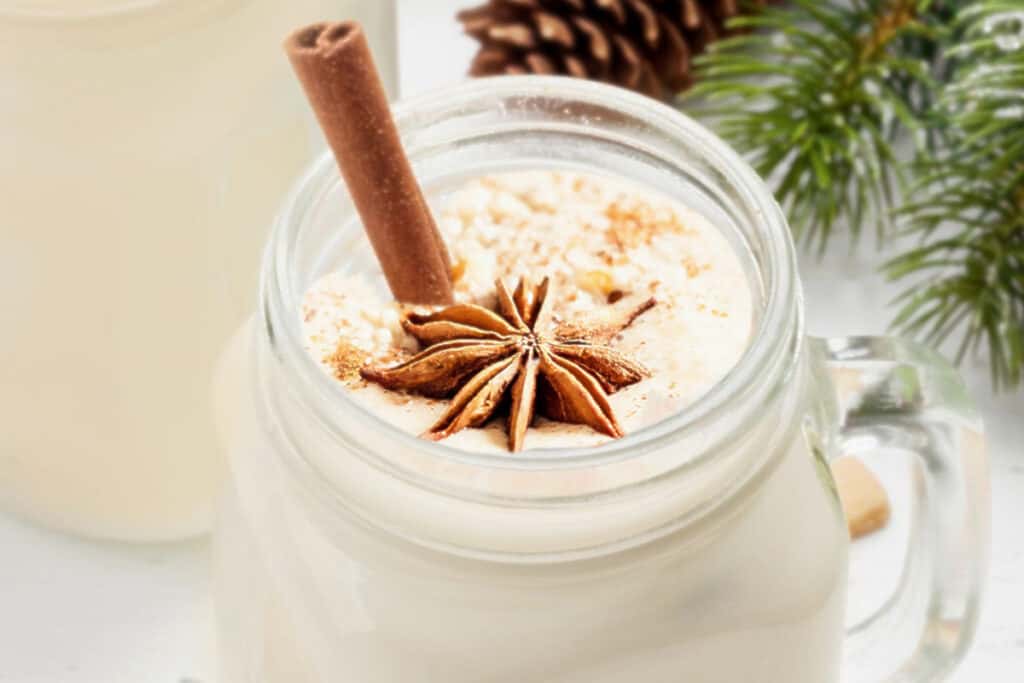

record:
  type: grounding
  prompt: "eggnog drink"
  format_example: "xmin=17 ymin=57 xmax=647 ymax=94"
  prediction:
xmin=0 ymin=0 xmax=397 ymax=540
xmin=215 ymin=170 xmax=848 ymax=682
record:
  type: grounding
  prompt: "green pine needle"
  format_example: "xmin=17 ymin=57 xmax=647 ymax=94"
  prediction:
xmin=686 ymin=0 xmax=945 ymax=251
xmin=684 ymin=0 xmax=1021 ymax=389
xmin=887 ymin=2 xmax=1024 ymax=389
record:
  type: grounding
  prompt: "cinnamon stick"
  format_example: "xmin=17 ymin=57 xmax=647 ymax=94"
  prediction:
xmin=285 ymin=21 xmax=453 ymax=304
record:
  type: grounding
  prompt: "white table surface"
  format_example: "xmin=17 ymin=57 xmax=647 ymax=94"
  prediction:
xmin=2 ymin=2 xmax=1021 ymax=681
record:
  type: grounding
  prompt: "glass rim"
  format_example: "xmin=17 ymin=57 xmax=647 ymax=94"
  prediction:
xmin=262 ymin=76 xmax=803 ymax=484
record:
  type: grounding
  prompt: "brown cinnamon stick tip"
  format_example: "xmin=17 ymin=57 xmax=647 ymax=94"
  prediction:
xmin=285 ymin=20 xmax=358 ymax=56
xmin=284 ymin=21 xmax=454 ymax=306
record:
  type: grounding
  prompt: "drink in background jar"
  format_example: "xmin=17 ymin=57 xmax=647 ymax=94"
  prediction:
xmin=0 ymin=0 xmax=398 ymax=541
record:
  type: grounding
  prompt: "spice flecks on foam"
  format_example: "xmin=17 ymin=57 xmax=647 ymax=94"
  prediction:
xmin=302 ymin=170 xmax=754 ymax=453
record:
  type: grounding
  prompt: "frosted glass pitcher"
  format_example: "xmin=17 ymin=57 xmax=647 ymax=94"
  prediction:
xmin=0 ymin=0 xmax=397 ymax=541
xmin=213 ymin=78 xmax=988 ymax=682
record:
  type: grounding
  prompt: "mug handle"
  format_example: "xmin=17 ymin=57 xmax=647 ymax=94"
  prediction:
xmin=810 ymin=336 xmax=989 ymax=683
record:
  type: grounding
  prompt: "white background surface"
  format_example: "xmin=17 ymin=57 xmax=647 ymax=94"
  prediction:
xmin=1 ymin=1 xmax=1021 ymax=681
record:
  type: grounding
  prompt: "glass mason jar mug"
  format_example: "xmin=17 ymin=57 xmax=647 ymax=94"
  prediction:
xmin=214 ymin=78 xmax=988 ymax=682
xmin=0 ymin=0 xmax=396 ymax=541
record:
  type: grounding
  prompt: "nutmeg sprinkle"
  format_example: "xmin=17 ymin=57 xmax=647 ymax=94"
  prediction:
xmin=301 ymin=170 xmax=753 ymax=453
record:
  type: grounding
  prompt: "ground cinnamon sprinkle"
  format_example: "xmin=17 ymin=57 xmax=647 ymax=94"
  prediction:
xmin=326 ymin=339 xmax=369 ymax=384
xmin=299 ymin=170 xmax=754 ymax=451
xmin=604 ymin=196 xmax=690 ymax=251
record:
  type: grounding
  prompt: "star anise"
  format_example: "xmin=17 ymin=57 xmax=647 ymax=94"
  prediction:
xmin=360 ymin=277 xmax=653 ymax=452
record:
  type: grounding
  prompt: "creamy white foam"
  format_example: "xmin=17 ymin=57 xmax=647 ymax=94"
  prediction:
xmin=302 ymin=171 xmax=754 ymax=453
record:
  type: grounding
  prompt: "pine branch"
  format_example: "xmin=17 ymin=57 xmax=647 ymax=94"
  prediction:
xmin=686 ymin=0 xmax=947 ymax=251
xmin=887 ymin=2 xmax=1024 ymax=389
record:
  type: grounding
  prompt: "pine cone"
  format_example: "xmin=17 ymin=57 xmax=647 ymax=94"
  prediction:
xmin=458 ymin=0 xmax=768 ymax=100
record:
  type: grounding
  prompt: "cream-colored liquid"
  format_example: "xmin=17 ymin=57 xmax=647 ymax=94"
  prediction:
xmin=214 ymin=171 xmax=848 ymax=681
xmin=0 ymin=0 xmax=397 ymax=541
xmin=214 ymin=337 xmax=848 ymax=682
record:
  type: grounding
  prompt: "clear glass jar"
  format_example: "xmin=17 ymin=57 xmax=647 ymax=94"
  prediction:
xmin=0 ymin=0 xmax=397 ymax=541
xmin=213 ymin=78 xmax=988 ymax=682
